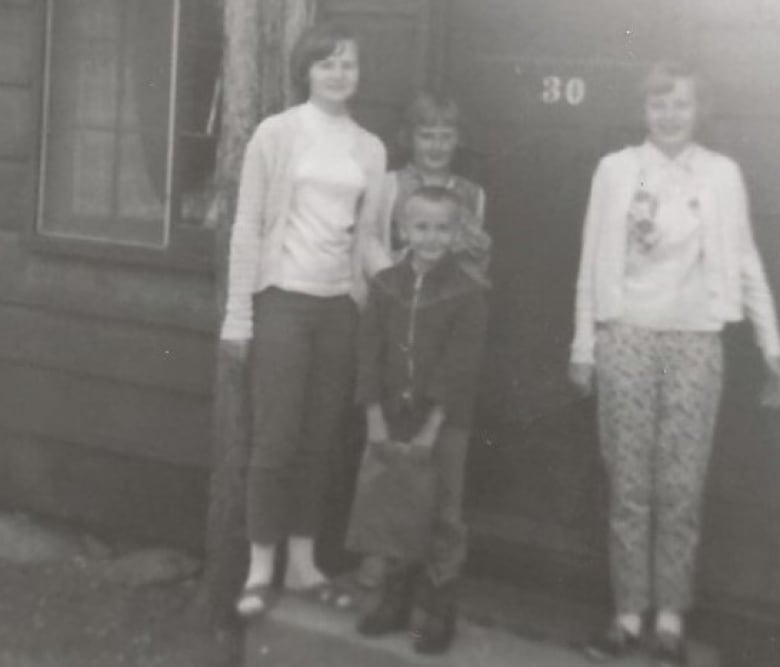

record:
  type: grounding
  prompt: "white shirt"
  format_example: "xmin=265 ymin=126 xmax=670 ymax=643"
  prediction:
xmin=277 ymin=102 xmax=367 ymax=296
xmin=621 ymin=143 xmax=721 ymax=331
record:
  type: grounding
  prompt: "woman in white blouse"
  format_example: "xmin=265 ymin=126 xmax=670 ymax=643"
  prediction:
xmin=569 ymin=61 xmax=780 ymax=665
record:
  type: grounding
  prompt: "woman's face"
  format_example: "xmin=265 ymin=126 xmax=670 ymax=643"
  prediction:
xmin=307 ymin=40 xmax=359 ymax=107
xmin=644 ymin=77 xmax=698 ymax=156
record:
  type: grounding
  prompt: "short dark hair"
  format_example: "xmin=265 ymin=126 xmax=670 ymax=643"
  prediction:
xmin=290 ymin=22 xmax=359 ymax=100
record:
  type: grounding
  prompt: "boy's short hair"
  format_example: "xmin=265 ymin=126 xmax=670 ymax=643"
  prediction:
xmin=402 ymin=185 xmax=463 ymax=221
xmin=290 ymin=22 xmax=359 ymax=100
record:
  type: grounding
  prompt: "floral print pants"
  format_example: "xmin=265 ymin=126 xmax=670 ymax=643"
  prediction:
xmin=596 ymin=323 xmax=723 ymax=613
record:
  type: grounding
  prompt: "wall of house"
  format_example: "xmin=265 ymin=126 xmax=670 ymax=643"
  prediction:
xmin=0 ymin=0 xmax=213 ymax=548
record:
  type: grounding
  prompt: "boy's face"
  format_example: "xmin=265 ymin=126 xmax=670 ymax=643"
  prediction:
xmin=403 ymin=197 xmax=458 ymax=269
xmin=411 ymin=123 xmax=459 ymax=174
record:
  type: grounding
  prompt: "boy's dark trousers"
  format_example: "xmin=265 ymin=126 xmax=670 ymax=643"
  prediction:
xmin=427 ymin=426 xmax=470 ymax=584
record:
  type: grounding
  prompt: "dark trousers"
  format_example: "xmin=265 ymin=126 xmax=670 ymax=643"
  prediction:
xmin=247 ymin=288 xmax=357 ymax=545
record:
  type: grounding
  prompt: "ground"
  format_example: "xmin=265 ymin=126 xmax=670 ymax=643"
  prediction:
xmin=0 ymin=511 xmax=777 ymax=667
xmin=0 ymin=556 xmax=725 ymax=667
xmin=0 ymin=559 xmax=198 ymax=667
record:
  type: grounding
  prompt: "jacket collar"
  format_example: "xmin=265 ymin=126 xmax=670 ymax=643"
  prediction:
xmin=377 ymin=254 xmax=480 ymax=306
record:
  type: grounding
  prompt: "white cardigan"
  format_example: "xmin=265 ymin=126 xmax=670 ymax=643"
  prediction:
xmin=571 ymin=143 xmax=780 ymax=365
xmin=220 ymin=105 xmax=387 ymax=341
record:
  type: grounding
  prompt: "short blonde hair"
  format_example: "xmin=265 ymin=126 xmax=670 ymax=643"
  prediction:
xmin=638 ymin=60 xmax=711 ymax=123
xmin=398 ymin=92 xmax=461 ymax=150
xmin=640 ymin=60 xmax=698 ymax=99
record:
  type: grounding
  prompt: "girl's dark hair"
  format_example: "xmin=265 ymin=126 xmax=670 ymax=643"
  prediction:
xmin=290 ymin=22 xmax=359 ymax=100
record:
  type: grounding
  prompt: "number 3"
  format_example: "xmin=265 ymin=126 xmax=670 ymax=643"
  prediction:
xmin=542 ymin=76 xmax=562 ymax=104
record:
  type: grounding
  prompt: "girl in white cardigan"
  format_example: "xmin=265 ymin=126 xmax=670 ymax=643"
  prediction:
xmin=570 ymin=61 xmax=780 ymax=665
xmin=222 ymin=22 xmax=386 ymax=618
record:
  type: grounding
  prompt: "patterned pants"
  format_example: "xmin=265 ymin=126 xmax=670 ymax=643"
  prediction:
xmin=596 ymin=323 xmax=723 ymax=613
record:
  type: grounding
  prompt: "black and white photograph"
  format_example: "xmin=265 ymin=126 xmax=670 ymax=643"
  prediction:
xmin=1 ymin=1 xmax=779 ymax=666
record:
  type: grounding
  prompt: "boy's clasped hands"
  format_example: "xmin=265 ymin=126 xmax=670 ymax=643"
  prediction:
xmin=366 ymin=404 xmax=441 ymax=463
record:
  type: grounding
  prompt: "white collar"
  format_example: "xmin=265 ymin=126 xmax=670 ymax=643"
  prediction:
xmin=640 ymin=141 xmax=698 ymax=173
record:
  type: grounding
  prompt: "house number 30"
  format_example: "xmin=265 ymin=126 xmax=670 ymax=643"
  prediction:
xmin=541 ymin=76 xmax=586 ymax=105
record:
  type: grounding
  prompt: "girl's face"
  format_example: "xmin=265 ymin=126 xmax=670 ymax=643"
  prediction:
xmin=644 ymin=77 xmax=698 ymax=157
xmin=411 ymin=122 xmax=459 ymax=175
xmin=308 ymin=40 xmax=359 ymax=108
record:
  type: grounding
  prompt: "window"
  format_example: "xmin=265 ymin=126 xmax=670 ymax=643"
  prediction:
xmin=36 ymin=0 xmax=220 ymax=264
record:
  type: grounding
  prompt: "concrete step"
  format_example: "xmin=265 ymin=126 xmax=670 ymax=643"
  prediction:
xmin=245 ymin=597 xmax=719 ymax=667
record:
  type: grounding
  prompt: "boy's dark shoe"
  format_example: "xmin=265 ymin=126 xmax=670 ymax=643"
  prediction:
xmin=410 ymin=575 xmax=457 ymax=655
xmin=357 ymin=566 xmax=417 ymax=637
xmin=583 ymin=622 xmax=642 ymax=662
xmin=651 ymin=632 xmax=687 ymax=666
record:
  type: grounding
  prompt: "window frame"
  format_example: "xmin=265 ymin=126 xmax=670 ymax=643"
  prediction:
xmin=27 ymin=0 xmax=215 ymax=272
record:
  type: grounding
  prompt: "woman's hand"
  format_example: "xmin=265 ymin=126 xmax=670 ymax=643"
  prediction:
xmin=568 ymin=362 xmax=596 ymax=397
xmin=366 ymin=404 xmax=390 ymax=445
xmin=759 ymin=356 xmax=780 ymax=409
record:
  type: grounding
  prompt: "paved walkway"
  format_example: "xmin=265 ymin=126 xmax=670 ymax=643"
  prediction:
xmin=245 ymin=597 xmax=719 ymax=667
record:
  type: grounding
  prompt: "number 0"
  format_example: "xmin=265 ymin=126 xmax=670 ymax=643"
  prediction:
xmin=565 ymin=78 xmax=586 ymax=105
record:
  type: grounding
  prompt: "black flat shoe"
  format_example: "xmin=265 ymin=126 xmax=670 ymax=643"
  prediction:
xmin=651 ymin=632 xmax=687 ymax=666
xmin=411 ymin=604 xmax=456 ymax=655
xmin=583 ymin=623 xmax=642 ymax=662
xmin=410 ymin=575 xmax=457 ymax=655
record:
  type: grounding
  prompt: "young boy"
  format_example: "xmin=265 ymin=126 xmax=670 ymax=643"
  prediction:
xmin=346 ymin=185 xmax=488 ymax=655
xmin=357 ymin=92 xmax=491 ymax=593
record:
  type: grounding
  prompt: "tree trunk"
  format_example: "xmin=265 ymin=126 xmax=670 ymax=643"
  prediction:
xmin=203 ymin=0 xmax=315 ymax=635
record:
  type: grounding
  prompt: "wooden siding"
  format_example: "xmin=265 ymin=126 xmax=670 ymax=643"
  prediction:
xmin=0 ymin=1 xmax=35 ymax=231
xmin=0 ymin=234 xmax=216 ymax=466
xmin=0 ymin=428 xmax=208 ymax=549
xmin=0 ymin=1 xmax=217 ymax=542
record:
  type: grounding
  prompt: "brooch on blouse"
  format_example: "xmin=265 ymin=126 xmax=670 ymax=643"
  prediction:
xmin=627 ymin=188 xmax=661 ymax=254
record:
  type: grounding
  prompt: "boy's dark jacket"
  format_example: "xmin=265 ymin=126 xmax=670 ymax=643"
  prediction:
xmin=356 ymin=254 xmax=488 ymax=437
